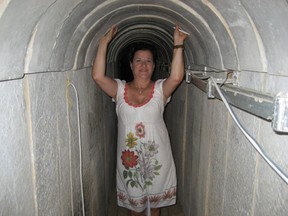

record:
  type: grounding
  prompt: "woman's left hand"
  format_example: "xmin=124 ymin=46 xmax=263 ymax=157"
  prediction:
xmin=173 ymin=24 xmax=188 ymax=45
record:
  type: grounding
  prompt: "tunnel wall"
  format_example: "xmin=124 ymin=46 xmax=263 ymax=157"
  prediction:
xmin=0 ymin=68 xmax=117 ymax=215
xmin=165 ymin=80 xmax=288 ymax=216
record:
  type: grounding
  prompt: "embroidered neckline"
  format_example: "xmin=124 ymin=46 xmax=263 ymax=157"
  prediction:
xmin=124 ymin=82 xmax=155 ymax=108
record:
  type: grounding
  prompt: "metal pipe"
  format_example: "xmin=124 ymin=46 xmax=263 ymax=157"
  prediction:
xmin=189 ymin=74 xmax=274 ymax=121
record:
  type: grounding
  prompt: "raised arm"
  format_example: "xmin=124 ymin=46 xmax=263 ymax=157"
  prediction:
xmin=163 ymin=24 xmax=188 ymax=99
xmin=92 ymin=25 xmax=118 ymax=98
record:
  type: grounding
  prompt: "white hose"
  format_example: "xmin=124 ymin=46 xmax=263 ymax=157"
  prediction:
xmin=66 ymin=81 xmax=86 ymax=215
xmin=210 ymin=77 xmax=288 ymax=184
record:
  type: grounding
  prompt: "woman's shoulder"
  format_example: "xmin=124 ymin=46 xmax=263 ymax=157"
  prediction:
xmin=114 ymin=79 xmax=126 ymax=87
xmin=155 ymin=78 xmax=166 ymax=87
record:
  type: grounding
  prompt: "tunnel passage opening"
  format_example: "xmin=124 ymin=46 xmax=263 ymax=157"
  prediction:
xmin=106 ymin=26 xmax=175 ymax=82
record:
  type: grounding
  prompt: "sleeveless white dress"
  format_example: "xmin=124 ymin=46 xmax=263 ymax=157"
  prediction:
xmin=114 ymin=79 xmax=177 ymax=213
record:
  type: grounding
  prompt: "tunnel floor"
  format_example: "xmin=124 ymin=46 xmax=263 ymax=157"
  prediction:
xmin=108 ymin=191 xmax=185 ymax=216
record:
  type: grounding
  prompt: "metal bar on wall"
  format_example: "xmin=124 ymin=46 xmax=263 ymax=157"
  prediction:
xmin=189 ymin=75 xmax=274 ymax=121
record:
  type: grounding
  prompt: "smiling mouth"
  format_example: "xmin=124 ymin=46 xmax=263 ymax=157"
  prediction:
xmin=139 ymin=70 xmax=149 ymax=73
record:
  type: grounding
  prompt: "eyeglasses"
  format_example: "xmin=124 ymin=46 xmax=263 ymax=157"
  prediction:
xmin=133 ymin=58 xmax=154 ymax=65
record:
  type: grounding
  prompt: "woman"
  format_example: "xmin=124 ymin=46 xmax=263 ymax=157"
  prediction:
xmin=92 ymin=24 xmax=187 ymax=216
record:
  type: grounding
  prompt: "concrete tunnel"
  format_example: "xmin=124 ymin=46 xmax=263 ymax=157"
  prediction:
xmin=1 ymin=0 xmax=288 ymax=215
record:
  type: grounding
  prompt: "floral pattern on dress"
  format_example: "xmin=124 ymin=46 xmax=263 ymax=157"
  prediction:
xmin=121 ymin=122 xmax=162 ymax=191
xmin=117 ymin=187 xmax=176 ymax=206
xmin=135 ymin=122 xmax=145 ymax=138
xmin=121 ymin=150 xmax=138 ymax=169
xmin=125 ymin=132 xmax=138 ymax=148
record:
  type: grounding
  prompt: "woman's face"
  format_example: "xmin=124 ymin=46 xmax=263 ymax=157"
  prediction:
xmin=130 ymin=50 xmax=155 ymax=80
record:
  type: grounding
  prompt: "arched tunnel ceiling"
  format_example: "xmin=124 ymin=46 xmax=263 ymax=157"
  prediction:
xmin=0 ymin=0 xmax=288 ymax=81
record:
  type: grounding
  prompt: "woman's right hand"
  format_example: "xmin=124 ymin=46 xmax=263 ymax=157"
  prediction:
xmin=99 ymin=25 xmax=118 ymax=46
xmin=93 ymin=24 xmax=118 ymax=99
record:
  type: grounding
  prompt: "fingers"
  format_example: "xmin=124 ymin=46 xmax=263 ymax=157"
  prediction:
xmin=174 ymin=24 xmax=189 ymax=36
xmin=104 ymin=25 xmax=118 ymax=37
xmin=173 ymin=24 xmax=188 ymax=44
xmin=101 ymin=25 xmax=118 ymax=45
xmin=110 ymin=25 xmax=118 ymax=37
xmin=173 ymin=26 xmax=190 ymax=35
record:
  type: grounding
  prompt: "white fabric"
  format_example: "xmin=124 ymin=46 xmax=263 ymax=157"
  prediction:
xmin=114 ymin=79 xmax=177 ymax=213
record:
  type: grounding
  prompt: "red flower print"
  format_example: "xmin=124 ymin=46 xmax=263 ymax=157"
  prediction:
xmin=135 ymin=122 xmax=145 ymax=138
xmin=140 ymin=196 xmax=148 ymax=205
xmin=117 ymin=192 xmax=127 ymax=202
xmin=128 ymin=198 xmax=139 ymax=206
xmin=162 ymin=189 xmax=176 ymax=200
xmin=149 ymin=195 xmax=162 ymax=203
xmin=121 ymin=150 xmax=138 ymax=169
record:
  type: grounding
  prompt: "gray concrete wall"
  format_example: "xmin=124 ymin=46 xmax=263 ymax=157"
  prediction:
xmin=0 ymin=68 xmax=117 ymax=215
xmin=165 ymin=78 xmax=288 ymax=216
xmin=0 ymin=79 xmax=35 ymax=215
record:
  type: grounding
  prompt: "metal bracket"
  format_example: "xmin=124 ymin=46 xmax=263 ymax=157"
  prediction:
xmin=208 ymin=70 xmax=238 ymax=86
xmin=272 ymin=92 xmax=288 ymax=133
xmin=207 ymin=79 xmax=215 ymax=98
xmin=185 ymin=65 xmax=239 ymax=86
xmin=186 ymin=71 xmax=274 ymax=121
